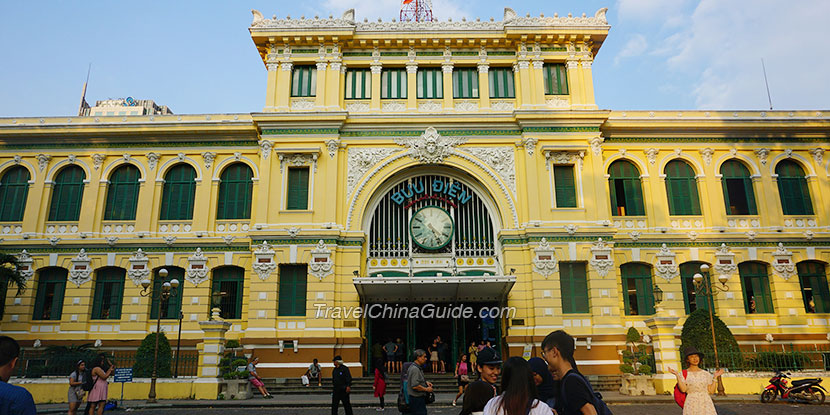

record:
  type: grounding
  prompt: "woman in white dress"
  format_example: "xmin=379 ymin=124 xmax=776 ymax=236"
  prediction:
xmin=669 ymin=346 xmax=725 ymax=415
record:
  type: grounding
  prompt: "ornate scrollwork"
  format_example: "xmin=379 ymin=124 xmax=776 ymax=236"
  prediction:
xmin=394 ymin=127 xmax=467 ymax=164
xmin=532 ymin=238 xmax=559 ymax=278
xmin=251 ymin=242 xmax=276 ymax=281
xmin=186 ymin=248 xmax=209 ymax=286
xmin=69 ymin=249 xmax=92 ymax=287
xmin=309 ymin=240 xmax=334 ymax=280
xmin=589 ymin=238 xmax=614 ymax=277
xmin=127 ymin=249 xmax=150 ymax=286
xmin=771 ymin=243 xmax=795 ymax=280
xmin=654 ymin=243 xmax=679 ymax=281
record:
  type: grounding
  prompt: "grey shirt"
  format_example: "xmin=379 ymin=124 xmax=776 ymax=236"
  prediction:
xmin=246 ymin=363 xmax=257 ymax=381
xmin=406 ymin=363 xmax=426 ymax=398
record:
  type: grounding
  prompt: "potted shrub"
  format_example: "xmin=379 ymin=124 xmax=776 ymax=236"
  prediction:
xmin=218 ymin=340 xmax=251 ymax=399
xmin=619 ymin=327 xmax=656 ymax=395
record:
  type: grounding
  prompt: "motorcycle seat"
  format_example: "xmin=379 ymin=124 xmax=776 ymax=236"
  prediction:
xmin=790 ymin=378 xmax=820 ymax=386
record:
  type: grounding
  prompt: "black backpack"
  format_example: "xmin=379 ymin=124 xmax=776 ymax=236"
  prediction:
xmin=559 ymin=371 xmax=612 ymax=415
xmin=81 ymin=369 xmax=95 ymax=392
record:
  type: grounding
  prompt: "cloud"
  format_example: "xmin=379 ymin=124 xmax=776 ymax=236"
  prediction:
xmin=617 ymin=0 xmax=691 ymax=22
xmin=614 ymin=34 xmax=648 ymax=65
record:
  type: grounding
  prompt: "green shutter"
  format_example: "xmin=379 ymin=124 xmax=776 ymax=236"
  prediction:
xmin=291 ymin=66 xmax=317 ymax=97
xmin=417 ymin=68 xmax=442 ymax=99
xmin=382 ymin=69 xmax=407 ymax=99
xmin=212 ymin=267 xmax=243 ymax=319
xmin=48 ymin=166 xmax=85 ymax=221
xmin=609 ymin=161 xmax=645 ymax=216
xmin=740 ymin=262 xmax=774 ymax=314
xmin=666 ymin=160 xmax=701 ymax=215
xmin=560 ymin=262 xmax=588 ymax=314
xmin=92 ymin=268 xmax=125 ymax=320
xmin=286 ymin=167 xmax=309 ymax=210
xmin=543 ymin=64 xmax=568 ymax=95
xmin=621 ymin=264 xmax=654 ymax=316
xmin=489 ymin=68 xmax=515 ymax=98
xmin=553 ymin=165 xmax=577 ymax=208
xmin=623 ymin=179 xmax=645 ymax=216
xmin=797 ymin=262 xmax=829 ymax=314
xmin=150 ymin=268 xmax=185 ymax=320
xmin=0 ymin=166 xmax=30 ymax=221
xmin=776 ymin=161 xmax=813 ymax=215
xmin=160 ymin=164 xmax=197 ymax=220
xmin=104 ymin=165 xmax=140 ymax=220
xmin=346 ymin=69 xmax=371 ymax=100
xmin=278 ymin=265 xmax=307 ymax=316
xmin=33 ymin=268 xmax=67 ymax=320
xmin=217 ymin=163 xmax=253 ymax=220
xmin=452 ymin=68 xmax=479 ymax=99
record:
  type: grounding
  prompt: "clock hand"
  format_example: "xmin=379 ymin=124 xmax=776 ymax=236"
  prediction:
xmin=427 ymin=222 xmax=441 ymax=239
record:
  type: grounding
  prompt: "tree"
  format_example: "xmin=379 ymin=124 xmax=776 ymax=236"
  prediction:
xmin=133 ymin=332 xmax=173 ymax=378
xmin=620 ymin=327 xmax=653 ymax=375
xmin=679 ymin=308 xmax=741 ymax=369
xmin=0 ymin=254 xmax=27 ymax=295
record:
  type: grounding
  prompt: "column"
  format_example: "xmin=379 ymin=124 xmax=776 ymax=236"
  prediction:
xmin=517 ymin=60 xmax=532 ymax=109
xmin=370 ymin=64 xmax=382 ymax=111
xmin=133 ymin=164 xmax=154 ymax=234
xmin=276 ymin=62 xmax=292 ymax=110
xmin=195 ymin=319 xmax=232 ymax=399
xmin=264 ymin=63 xmax=279 ymax=111
xmin=565 ymin=60 xmax=582 ymax=108
xmin=315 ymin=61 xmax=327 ymax=109
xmin=406 ymin=64 xmax=418 ymax=110
xmin=477 ymin=63 xmax=490 ymax=110
xmin=580 ymin=60 xmax=597 ymax=109
xmin=645 ymin=315 xmax=682 ymax=394
xmin=531 ymin=60 xmax=545 ymax=107
xmin=327 ymin=61 xmax=342 ymax=110
xmin=442 ymin=63 xmax=454 ymax=110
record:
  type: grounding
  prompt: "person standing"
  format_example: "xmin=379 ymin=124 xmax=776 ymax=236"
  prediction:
xmin=472 ymin=346 xmax=502 ymax=395
xmin=394 ymin=338 xmax=405 ymax=374
xmin=406 ymin=350 xmax=433 ymax=415
xmin=468 ymin=341 xmax=478 ymax=375
xmin=435 ymin=335 xmax=448 ymax=374
xmin=331 ymin=355 xmax=353 ymax=415
xmin=0 ymin=336 xmax=36 ymax=415
xmin=483 ymin=357 xmax=549 ymax=415
xmin=668 ymin=346 xmax=723 ymax=415
xmin=428 ymin=340 xmax=440 ymax=374
xmin=542 ymin=330 xmax=609 ymax=415
xmin=527 ymin=357 xmax=556 ymax=408
xmin=383 ymin=339 xmax=397 ymax=374
xmin=246 ymin=357 xmax=272 ymax=398
xmin=87 ymin=353 xmax=114 ymax=415
xmin=459 ymin=380 xmax=498 ymax=415
xmin=452 ymin=353 xmax=471 ymax=406
xmin=68 ymin=360 xmax=86 ymax=415
xmin=372 ymin=358 xmax=387 ymax=411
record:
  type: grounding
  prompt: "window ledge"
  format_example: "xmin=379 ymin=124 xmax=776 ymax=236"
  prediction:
xmin=279 ymin=210 xmax=313 ymax=213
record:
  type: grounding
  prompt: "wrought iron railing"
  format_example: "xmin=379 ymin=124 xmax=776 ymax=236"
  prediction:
xmin=16 ymin=348 xmax=199 ymax=378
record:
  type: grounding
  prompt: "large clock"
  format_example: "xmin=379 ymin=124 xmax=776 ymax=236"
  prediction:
xmin=409 ymin=206 xmax=454 ymax=250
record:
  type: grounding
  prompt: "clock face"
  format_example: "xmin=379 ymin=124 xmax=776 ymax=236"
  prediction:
xmin=410 ymin=206 xmax=454 ymax=250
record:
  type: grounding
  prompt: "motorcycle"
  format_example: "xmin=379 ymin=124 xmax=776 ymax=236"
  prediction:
xmin=760 ymin=371 xmax=825 ymax=404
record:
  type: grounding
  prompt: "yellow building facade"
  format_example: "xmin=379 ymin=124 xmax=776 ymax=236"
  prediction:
xmin=1 ymin=7 xmax=829 ymax=389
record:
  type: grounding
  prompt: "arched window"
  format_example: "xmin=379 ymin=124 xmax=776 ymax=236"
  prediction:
xmin=680 ymin=262 xmax=713 ymax=314
xmin=150 ymin=267 xmax=185 ymax=319
xmin=216 ymin=163 xmax=253 ymax=220
xmin=104 ymin=165 xmax=141 ymax=220
xmin=620 ymin=263 xmax=654 ymax=316
xmin=775 ymin=160 xmax=813 ymax=215
xmin=92 ymin=267 xmax=125 ymax=320
xmin=608 ymin=160 xmax=645 ymax=216
xmin=32 ymin=268 xmax=67 ymax=320
xmin=720 ymin=160 xmax=757 ymax=215
xmin=212 ymin=267 xmax=244 ymax=319
xmin=159 ymin=164 xmax=197 ymax=220
xmin=797 ymin=261 xmax=829 ymax=313
xmin=48 ymin=166 xmax=85 ymax=221
xmin=0 ymin=166 xmax=31 ymax=221
xmin=739 ymin=262 xmax=773 ymax=314
xmin=665 ymin=160 xmax=701 ymax=215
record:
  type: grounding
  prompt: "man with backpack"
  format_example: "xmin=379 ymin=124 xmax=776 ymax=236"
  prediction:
xmin=541 ymin=330 xmax=612 ymax=415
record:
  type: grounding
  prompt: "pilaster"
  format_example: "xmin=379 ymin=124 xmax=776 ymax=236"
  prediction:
xmin=406 ymin=64 xmax=418 ymax=110
xmin=264 ymin=63 xmax=279 ymax=111
xmin=195 ymin=319 xmax=231 ymax=399
xmin=276 ymin=62 xmax=293 ymax=110
xmin=517 ymin=61 xmax=532 ymax=108
xmin=442 ymin=63 xmax=454 ymax=110
xmin=477 ymin=64 xmax=490 ymax=110
xmin=370 ymin=64 xmax=382 ymax=110
xmin=531 ymin=60 xmax=545 ymax=107
xmin=315 ymin=61 xmax=328 ymax=109
xmin=327 ymin=61 xmax=342 ymax=110
xmin=580 ymin=60 xmax=597 ymax=109
xmin=645 ymin=314 xmax=682 ymax=393
xmin=565 ymin=60 xmax=582 ymax=107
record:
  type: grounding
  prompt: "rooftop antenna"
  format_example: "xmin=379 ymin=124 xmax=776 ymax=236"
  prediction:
xmin=761 ymin=58 xmax=773 ymax=110
xmin=78 ymin=63 xmax=92 ymax=116
xmin=400 ymin=0 xmax=433 ymax=22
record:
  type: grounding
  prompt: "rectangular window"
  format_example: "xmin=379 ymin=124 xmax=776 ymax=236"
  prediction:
xmin=489 ymin=68 xmax=515 ymax=98
xmin=291 ymin=65 xmax=317 ymax=97
xmin=797 ymin=262 xmax=830 ymax=314
xmin=381 ymin=69 xmax=407 ymax=99
xmin=740 ymin=263 xmax=774 ymax=314
xmin=345 ymin=68 xmax=371 ymax=100
xmin=560 ymin=262 xmax=589 ymax=314
xmin=32 ymin=269 xmax=66 ymax=321
xmin=91 ymin=269 xmax=125 ymax=320
xmin=278 ymin=264 xmax=308 ymax=316
xmin=543 ymin=63 xmax=569 ymax=95
xmin=416 ymin=68 xmax=443 ymax=99
xmin=553 ymin=165 xmax=577 ymax=208
xmin=212 ymin=268 xmax=243 ymax=320
xmin=286 ymin=167 xmax=310 ymax=210
xmin=621 ymin=265 xmax=655 ymax=316
xmin=680 ymin=263 xmax=713 ymax=314
xmin=452 ymin=68 xmax=479 ymax=99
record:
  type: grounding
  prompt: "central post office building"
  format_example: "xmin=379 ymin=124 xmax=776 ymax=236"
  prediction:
xmin=1 ymin=7 xmax=829 ymax=378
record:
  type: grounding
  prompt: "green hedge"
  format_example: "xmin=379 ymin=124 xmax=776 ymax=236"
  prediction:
xmin=679 ymin=309 xmax=741 ymax=369
xmin=132 ymin=332 xmax=172 ymax=378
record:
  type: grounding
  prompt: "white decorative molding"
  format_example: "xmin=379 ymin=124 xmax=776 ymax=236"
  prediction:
xmin=325 ymin=139 xmax=340 ymax=159
xmin=106 ymin=236 xmax=118 ymax=246
xmin=278 ymin=153 xmax=318 ymax=172
xmin=91 ymin=154 xmax=106 ymax=170
xmin=49 ymin=236 xmax=60 ymax=246
xmin=545 ymin=97 xmax=569 ymax=108
xmin=628 ymin=231 xmax=641 ymax=241
xmin=699 ymin=148 xmax=714 ymax=166
xmin=564 ymin=224 xmax=577 ymax=235
xmin=455 ymin=100 xmax=479 ymax=112
xmin=146 ymin=152 xmax=160 ymax=170
xmin=545 ymin=150 xmax=585 ymax=171
xmin=654 ymin=244 xmax=679 ymax=282
xmin=259 ymin=140 xmax=273 ymax=160
xmin=251 ymin=242 xmax=276 ymax=281
xmin=68 ymin=249 xmax=92 ymax=287
xmin=127 ymin=249 xmax=150 ymax=286
xmin=309 ymin=240 xmax=334 ymax=280
xmin=643 ymin=148 xmax=658 ymax=165
xmin=589 ymin=136 xmax=604 ymax=156
xmin=12 ymin=155 xmax=21 ymax=164
xmin=186 ymin=248 xmax=209 ymax=286
xmin=809 ymin=148 xmax=824 ymax=165
xmin=418 ymin=100 xmax=442 ymax=112
xmin=532 ymin=238 xmax=559 ymax=278
xmin=67 ymin=154 xmax=76 ymax=164
xmin=589 ymin=238 xmax=614 ymax=277
xmin=345 ymin=101 xmax=371 ymax=113
xmin=290 ymin=99 xmax=315 ymax=110
xmin=222 ymin=235 xmax=235 ymax=245
xmin=521 ymin=137 xmax=537 ymax=156
xmin=202 ymin=152 xmax=216 ymax=169
xmin=346 ymin=147 xmax=400 ymax=197
xmin=755 ymin=148 xmax=770 ymax=165
xmin=713 ymin=244 xmax=736 ymax=280
xmin=381 ymin=101 xmax=406 ymax=113
xmin=771 ymin=243 xmax=795 ymax=280
xmin=394 ymin=127 xmax=467 ymax=164
xmin=163 ymin=235 xmax=176 ymax=246
xmin=490 ymin=100 xmax=515 ymax=112
xmin=16 ymin=250 xmax=34 ymax=283
xmin=461 ymin=147 xmax=516 ymax=195
xmin=36 ymin=154 xmax=51 ymax=171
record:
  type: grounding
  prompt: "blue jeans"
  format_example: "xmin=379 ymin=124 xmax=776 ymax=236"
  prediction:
xmin=408 ymin=395 xmax=427 ymax=415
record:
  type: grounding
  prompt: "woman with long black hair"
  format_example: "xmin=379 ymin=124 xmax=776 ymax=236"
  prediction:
xmin=86 ymin=353 xmax=114 ymax=415
xmin=68 ymin=359 xmax=86 ymax=415
xmin=482 ymin=357 xmax=549 ymax=415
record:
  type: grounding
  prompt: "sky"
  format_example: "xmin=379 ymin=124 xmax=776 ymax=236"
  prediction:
xmin=1 ymin=0 xmax=829 ymax=117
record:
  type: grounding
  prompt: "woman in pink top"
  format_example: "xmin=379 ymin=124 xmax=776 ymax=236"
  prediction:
xmin=87 ymin=353 xmax=114 ymax=415
xmin=452 ymin=353 xmax=471 ymax=406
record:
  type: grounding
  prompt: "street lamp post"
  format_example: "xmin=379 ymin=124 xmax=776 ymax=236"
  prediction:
xmin=692 ymin=263 xmax=728 ymax=396
xmin=139 ymin=268 xmax=180 ymax=403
